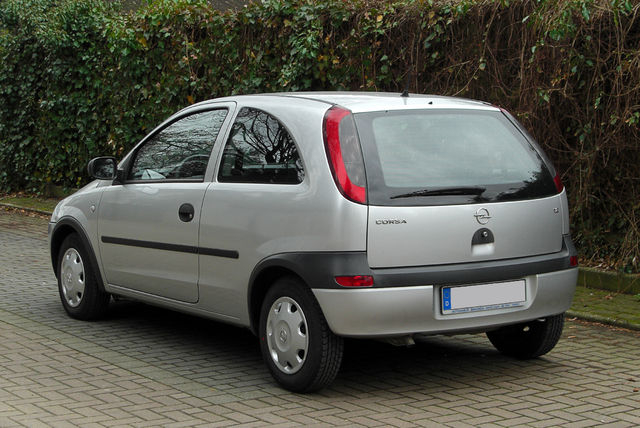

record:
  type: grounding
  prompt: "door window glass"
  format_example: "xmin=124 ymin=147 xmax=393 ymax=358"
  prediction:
xmin=129 ymin=109 xmax=227 ymax=181
xmin=218 ymin=107 xmax=304 ymax=184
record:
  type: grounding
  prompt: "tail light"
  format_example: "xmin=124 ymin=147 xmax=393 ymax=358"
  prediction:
xmin=553 ymin=173 xmax=564 ymax=193
xmin=554 ymin=172 xmax=564 ymax=193
xmin=323 ymin=106 xmax=367 ymax=203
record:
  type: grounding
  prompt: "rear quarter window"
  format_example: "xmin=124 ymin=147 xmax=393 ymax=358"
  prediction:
xmin=355 ymin=109 xmax=557 ymax=206
xmin=218 ymin=107 xmax=305 ymax=184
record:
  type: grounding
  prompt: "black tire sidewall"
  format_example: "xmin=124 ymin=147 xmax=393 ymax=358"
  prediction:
xmin=487 ymin=314 xmax=565 ymax=359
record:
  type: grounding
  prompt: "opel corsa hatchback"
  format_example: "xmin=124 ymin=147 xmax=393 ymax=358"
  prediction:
xmin=49 ymin=92 xmax=578 ymax=392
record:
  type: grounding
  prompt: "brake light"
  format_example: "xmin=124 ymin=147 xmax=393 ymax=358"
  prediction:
xmin=554 ymin=173 xmax=564 ymax=193
xmin=323 ymin=106 xmax=367 ymax=203
xmin=335 ymin=275 xmax=374 ymax=288
xmin=570 ymin=256 xmax=578 ymax=267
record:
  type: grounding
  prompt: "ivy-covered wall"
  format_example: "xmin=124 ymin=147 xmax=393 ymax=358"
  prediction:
xmin=1 ymin=0 xmax=639 ymax=271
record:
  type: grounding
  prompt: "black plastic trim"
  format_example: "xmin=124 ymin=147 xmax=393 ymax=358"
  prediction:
xmin=101 ymin=236 xmax=198 ymax=254
xmin=254 ymin=235 xmax=577 ymax=291
xmin=471 ymin=228 xmax=495 ymax=245
xmin=101 ymin=236 xmax=239 ymax=259
xmin=199 ymin=247 xmax=240 ymax=259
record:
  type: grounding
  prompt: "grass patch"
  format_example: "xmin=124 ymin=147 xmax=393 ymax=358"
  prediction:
xmin=0 ymin=194 xmax=61 ymax=213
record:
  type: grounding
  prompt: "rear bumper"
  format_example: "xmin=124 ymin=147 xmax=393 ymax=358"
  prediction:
xmin=313 ymin=267 xmax=578 ymax=338
xmin=253 ymin=236 xmax=578 ymax=338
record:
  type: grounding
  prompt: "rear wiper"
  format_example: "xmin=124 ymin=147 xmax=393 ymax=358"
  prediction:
xmin=391 ymin=186 xmax=487 ymax=199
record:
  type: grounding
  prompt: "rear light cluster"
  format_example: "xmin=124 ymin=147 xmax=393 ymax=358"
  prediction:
xmin=335 ymin=275 xmax=374 ymax=288
xmin=324 ymin=108 xmax=372 ymax=287
xmin=554 ymin=173 xmax=564 ymax=194
xmin=323 ymin=107 xmax=367 ymax=203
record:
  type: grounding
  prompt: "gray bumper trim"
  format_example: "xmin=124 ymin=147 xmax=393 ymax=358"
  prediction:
xmin=288 ymin=235 xmax=577 ymax=290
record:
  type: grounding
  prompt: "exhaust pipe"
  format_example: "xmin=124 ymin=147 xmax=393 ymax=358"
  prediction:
xmin=379 ymin=335 xmax=416 ymax=348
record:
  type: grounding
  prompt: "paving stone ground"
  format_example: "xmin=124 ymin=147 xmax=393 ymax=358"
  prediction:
xmin=1 ymin=208 xmax=639 ymax=427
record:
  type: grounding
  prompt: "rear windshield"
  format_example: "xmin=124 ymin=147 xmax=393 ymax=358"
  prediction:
xmin=354 ymin=109 xmax=557 ymax=206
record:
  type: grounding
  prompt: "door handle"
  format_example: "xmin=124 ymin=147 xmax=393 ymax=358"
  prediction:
xmin=471 ymin=228 xmax=494 ymax=245
xmin=178 ymin=203 xmax=195 ymax=222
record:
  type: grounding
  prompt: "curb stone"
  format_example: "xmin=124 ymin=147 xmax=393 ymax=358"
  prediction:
xmin=566 ymin=310 xmax=640 ymax=331
xmin=0 ymin=202 xmax=54 ymax=216
xmin=578 ymin=266 xmax=640 ymax=296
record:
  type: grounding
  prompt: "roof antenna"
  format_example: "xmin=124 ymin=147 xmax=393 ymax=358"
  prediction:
xmin=401 ymin=66 xmax=412 ymax=98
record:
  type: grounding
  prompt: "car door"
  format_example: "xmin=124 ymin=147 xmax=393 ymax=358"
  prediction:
xmin=197 ymin=106 xmax=308 ymax=318
xmin=97 ymin=107 xmax=232 ymax=303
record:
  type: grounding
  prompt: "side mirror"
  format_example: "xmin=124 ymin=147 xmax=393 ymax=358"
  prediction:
xmin=87 ymin=157 xmax=118 ymax=181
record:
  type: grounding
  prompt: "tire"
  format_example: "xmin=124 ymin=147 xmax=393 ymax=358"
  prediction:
xmin=259 ymin=276 xmax=344 ymax=393
xmin=486 ymin=314 xmax=565 ymax=359
xmin=57 ymin=233 xmax=110 ymax=320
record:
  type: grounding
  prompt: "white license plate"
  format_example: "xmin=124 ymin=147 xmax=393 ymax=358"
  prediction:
xmin=442 ymin=280 xmax=526 ymax=315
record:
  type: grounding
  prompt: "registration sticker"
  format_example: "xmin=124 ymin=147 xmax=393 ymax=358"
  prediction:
xmin=442 ymin=280 xmax=526 ymax=315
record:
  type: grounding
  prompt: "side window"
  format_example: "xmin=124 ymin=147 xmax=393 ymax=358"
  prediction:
xmin=218 ymin=107 xmax=305 ymax=184
xmin=129 ymin=109 xmax=228 ymax=181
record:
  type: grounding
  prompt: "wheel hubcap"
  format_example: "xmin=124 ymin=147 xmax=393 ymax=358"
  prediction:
xmin=60 ymin=248 xmax=85 ymax=308
xmin=266 ymin=297 xmax=308 ymax=374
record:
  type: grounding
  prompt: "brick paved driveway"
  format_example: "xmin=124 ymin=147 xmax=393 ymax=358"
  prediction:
xmin=1 ymin=209 xmax=639 ymax=427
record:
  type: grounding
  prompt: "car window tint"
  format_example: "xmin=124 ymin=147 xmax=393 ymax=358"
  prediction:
xmin=355 ymin=110 xmax=557 ymax=206
xmin=218 ymin=107 xmax=304 ymax=184
xmin=129 ymin=109 xmax=227 ymax=181
xmin=371 ymin=113 xmax=541 ymax=188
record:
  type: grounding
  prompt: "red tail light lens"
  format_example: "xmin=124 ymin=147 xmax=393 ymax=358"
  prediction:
xmin=570 ymin=256 xmax=578 ymax=266
xmin=323 ymin=106 xmax=367 ymax=203
xmin=554 ymin=173 xmax=564 ymax=193
xmin=335 ymin=275 xmax=374 ymax=288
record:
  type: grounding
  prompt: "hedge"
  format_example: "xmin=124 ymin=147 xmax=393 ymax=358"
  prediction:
xmin=1 ymin=0 xmax=639 ymax=272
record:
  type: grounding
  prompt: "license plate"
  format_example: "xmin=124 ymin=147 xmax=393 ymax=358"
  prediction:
xmin=442 ymin=280 xmax=526 ymax=315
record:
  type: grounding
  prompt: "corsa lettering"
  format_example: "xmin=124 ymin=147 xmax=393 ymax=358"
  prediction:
xmin=376 ymin=219 xmax=407 ymax=225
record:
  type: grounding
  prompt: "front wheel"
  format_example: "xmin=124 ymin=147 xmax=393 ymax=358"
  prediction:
xmin=259 ymin=276 xmax=344 ymax=393
xmin=486 ymin=314 xmax=565 ymax=359
xmin=57 ymin=233 xmax=110 ymax=320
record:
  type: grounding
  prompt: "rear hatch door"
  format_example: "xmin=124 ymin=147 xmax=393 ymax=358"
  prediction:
xmin=367 ymin=197 xmax=563 ymax=268
xmin=354 ymin=108 xmax=564 ymax=269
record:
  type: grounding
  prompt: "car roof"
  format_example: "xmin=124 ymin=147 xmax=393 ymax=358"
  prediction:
xmin=191 ymin=92 xmax=499 ymax=114
xmin=278 ymin=92 xmax=497 ymax=113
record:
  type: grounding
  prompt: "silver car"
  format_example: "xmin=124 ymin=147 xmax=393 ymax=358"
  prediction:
xmin=48 ymin=92 xmax=578 ymax=392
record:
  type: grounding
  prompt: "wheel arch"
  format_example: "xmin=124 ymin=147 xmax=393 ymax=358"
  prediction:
xmin=50 ymin=218 xmax=107 ymax=293
xmin=247 ymin=253 xmax=306 ymax=336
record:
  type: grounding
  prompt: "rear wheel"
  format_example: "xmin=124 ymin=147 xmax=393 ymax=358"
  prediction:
xmin=57 ymin=233 xmax=110 ymax=320
xmin=486 ymin=314 xmax=565 ymax=359
xmin=259 ymin=276 xmax=343 ymax=393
